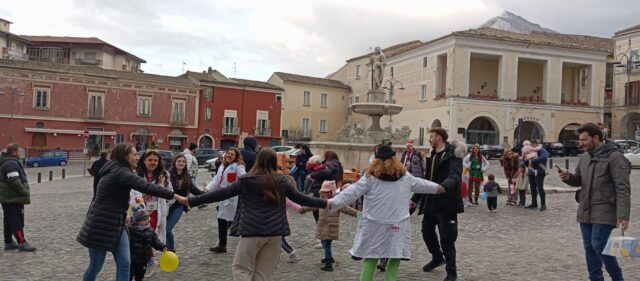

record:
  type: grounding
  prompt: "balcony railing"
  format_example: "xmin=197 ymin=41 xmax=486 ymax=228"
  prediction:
xmin=75 ymin=59 xmax=103 ymax=66
xmin=222 ymin=126 xmax=240 ymax=135
xmin=302 ymin=129 xmax=312 ymax=138
xmin=255 ymin=127 xmax=272 ymax=136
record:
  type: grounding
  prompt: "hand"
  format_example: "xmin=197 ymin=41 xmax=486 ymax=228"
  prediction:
xmin=436 ymin=185 xmax=445 ymax=194
xmin=618 ymin=219 xmax=629 ymax=232
xmin=203 ymin=187 xmax=209 ymax=192
xmin=174 ymin=194 xmax=190 ymax=208
xmin=163 ymin=247 xmax=168 ymax=252
xmin=410 ymin=201 xmax=417 ymax=209
xmin=159 ymin=174 xmax=166 ymax=185
xmin=298 ymin=209 xmax=306 ymax=214
xmin=559 ymin=170 xmax=571 ymax=181
xmin=125 ymin=216 xmax=131 ymax=225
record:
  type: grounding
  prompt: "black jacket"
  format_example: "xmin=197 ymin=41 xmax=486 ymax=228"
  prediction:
xmin=90 ymin=157 xmax=109 ymax=195
xmin=0 ymin=153 xmax=30 ymax=204
xmin=308 ymin=159 xmax=343 ymax=196
xmin=412 ymin=141 xmax=465 ymax=215
xmin=77 ymin=161 xmax=175 ymax=252
xmin=128 ymin=225 xmax=165 ymax=263
xmin=189 ymin=174 xmax=326 ymax=237
xmin=241 ymin=137 xmax=257 ymax=171
xmin=169 ymin=171 xmax=204 ymax=212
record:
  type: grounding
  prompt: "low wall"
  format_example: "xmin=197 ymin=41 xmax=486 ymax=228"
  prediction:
xmin=309 ymin=141 xmax=430 ymax=171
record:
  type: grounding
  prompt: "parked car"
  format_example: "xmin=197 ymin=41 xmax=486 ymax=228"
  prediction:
xmin=271 ymin=146 xmax=296 ymax=155
xmin=26 ymin=150 xmax=67 ymax=167
xmin=480 ymin=145 xmax=504 ymax=160
xmin=542 ymin=142 xmax=565 ymax=157
xmin=136 ymin=150 xmax=174 ymax=170
xmin=563 ymin=140 xmax=584 ymax=156
xmin=614 ymin=140 xmax=640 ymax=152
xmin=194 ymin=148 xmax=220 ymax=166
xmin=624 ymin=147 xmax=640 ymax=168
xmin=206 ymin=152 xmax=225 ymax=173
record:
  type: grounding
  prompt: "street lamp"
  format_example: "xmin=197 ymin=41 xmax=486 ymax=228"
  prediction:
xmin=382 ymin=79 xmax=405 ymax=104
xmin=612 ymin=38 xmax=640 ymax=143
xmin=0 ymin=84 xmax=25 ymax=143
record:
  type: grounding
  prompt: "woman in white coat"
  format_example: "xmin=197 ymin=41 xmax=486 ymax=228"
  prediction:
xmin=328 ymin=145 xmax=445 ymax=281
xmin=205 ymin=147 xmax=245 ymax=253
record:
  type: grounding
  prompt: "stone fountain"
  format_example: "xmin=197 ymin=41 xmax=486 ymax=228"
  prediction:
xmin=350 ymin=89 xmax=403 ymax=143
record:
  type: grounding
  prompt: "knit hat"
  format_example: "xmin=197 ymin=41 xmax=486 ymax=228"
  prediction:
xmin=375 ymin=145 xmax=396 ymax=160
xmin=132 ymin=204 xmax=149 ymax=224
xmin=320 ymin=180 xmax=337 ymax=193
xmin=405 ymin=139 xmax=414 ymax=146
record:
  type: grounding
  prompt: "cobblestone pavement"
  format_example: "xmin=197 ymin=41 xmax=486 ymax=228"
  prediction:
xmin=1 ymin=166 xmax=639 ymax=281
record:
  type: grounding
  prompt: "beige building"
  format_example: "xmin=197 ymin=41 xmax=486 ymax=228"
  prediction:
xmin=268 ymin=72 xmax=351 ymax=143
xmin=331 ymin=28 xmax=612 ymax=147
xmin=611 ymin=24 xmax=640 ymax=141
xmin=0 ymin=19 xmax=30 ymax=60
xmin=22 ymin=35 xmax=145 ymax=72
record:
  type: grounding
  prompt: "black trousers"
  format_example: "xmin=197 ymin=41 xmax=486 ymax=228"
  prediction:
xmin=518 ymin=190 xmax=526 ymax=206
xmin=422 ymin=212 xmax=458 ymax=275
xmin=528 ymin=174 xmax=546 ymax=207
xmin=2 ymin=203 xmax=25 ymax=244
xmin=487 ymin=197 xmax=497 ymax=210
xmin=130 ymin=261 xmax=147 ymax=281
xmin=217 ymin=218 xmax=229 ymax=246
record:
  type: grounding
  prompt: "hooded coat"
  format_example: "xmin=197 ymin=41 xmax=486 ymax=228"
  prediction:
xmin=563 ymin=143 xmax=631 ymax=226
xmin=241 ymin=137 xmax=257 ymax=171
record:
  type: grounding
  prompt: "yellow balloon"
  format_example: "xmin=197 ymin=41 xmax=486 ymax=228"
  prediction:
xmin=159 ymin=251 xmax=179 ymax=272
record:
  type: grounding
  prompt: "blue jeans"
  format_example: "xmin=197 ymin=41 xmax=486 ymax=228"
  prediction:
xmin=580 ymin=223 xmax=624 ymax=281
xmin=292 ymin=170 xmax=306 ymax=192
xmin=166 ymin=203 xmax=184 ymax=251
xmin=321 ymin=240 xmax=333 ymax=258
xmin=83 ymin=229 xmax=130 ymax=281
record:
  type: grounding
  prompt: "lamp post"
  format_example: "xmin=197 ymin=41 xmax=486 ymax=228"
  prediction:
xmin=612 ymin=38 xmax=640 ymax=144
xmin=382 ymin=78 xmax=405 ymax=104
xmin=0 ymin=83 xmax=25 ymax=143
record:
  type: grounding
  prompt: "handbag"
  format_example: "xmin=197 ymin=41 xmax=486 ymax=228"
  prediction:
xmin=602 ymin=229 xmax=639 ymax=258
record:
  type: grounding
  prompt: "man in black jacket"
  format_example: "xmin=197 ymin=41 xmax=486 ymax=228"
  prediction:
xmin=241 ymin=136 xmax=257 ymax=171
xmin=89 ymin=150 xmax=109 ymax=199
xmin=411 ymin=128 xmax=464 ymax=281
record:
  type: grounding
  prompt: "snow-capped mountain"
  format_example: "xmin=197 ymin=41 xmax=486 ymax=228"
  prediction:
xmin=480 ymin=11 xmax=557 ymax=34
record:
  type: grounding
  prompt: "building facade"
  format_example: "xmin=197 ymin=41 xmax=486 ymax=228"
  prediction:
xmin=0 ymin=19 xmax=29 ymax=61
xmin=185 ymin=68 xmax=283 ymax=150
xmin=611 ymin=24 xmax=640 ymax=141
xmin=331 ymin=28 xmax=611 ymax=146
xmin=268 ymin=72 xmax=351 ymax=143
xmin=0 ymin=59 xmax=199 ymax=155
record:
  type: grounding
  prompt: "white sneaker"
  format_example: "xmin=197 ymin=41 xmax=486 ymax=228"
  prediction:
xmin=145 ymin=259 xmax=157 ymax=277
xmin=314 ymin=242 xmax=324 ymax=249
xmin=287 ymin=251 xmax=300 ymax=263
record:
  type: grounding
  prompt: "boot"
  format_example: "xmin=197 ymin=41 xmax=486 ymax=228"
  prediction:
xmin=422 ymin=257 xmax=445 ymax=272
xmin=320 ymin=262 xmax=334 ymax=271
xmin=321 ymin=257 xmax=335 ymax=264
xmin=18 ymin=242 xmax=36 ymax=252
xmin=209 ymin=245 xmax=227 ymax=253
xmin=4 ymin=241 xmax=18 ymax=250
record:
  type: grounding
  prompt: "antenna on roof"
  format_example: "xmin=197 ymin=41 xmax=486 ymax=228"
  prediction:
xmin=234 ymin=62 xmax=237 ymax=77
xmin=182 ymin=62 xmax=186 ymax=74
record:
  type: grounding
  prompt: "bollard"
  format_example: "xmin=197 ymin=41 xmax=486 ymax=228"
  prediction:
xmin=49 ymin=170 xmax=53 ymax=181
xmin=565 ymin=158 xmax=569 ymax=170
xmin=37 ymin=172 xmax=41 ymax=184
xmin=62 ymin=169 xmax=66 ymax=179
xmin=549 ymin=158 xmax=553 ymax=169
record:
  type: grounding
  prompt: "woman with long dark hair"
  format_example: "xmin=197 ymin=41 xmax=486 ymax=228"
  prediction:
xmin=292 ymin=144 xmax=313 ymax=192
xmin=205 ymin=147 xmax=245 ymax=253
xmin=77 ymin=143 xmax=188 ymax=281
xmin=463 ymin=144 xmax=489 ymax=205
xmin=165 ymin=154 xmax=205 ymax=252
xmin=187 ymin=148 xmax=327 ymax=280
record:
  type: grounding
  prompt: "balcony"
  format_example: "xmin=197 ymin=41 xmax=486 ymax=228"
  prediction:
xmin=2 ymin=48 xmax=28 ymax=60
xmin=561 ymin=100 xmax=589 ymax=106
xmin=302 ymin=129 xmax=312 ymax=138
xmin=75 ymin=59 xmax=103 ymax=66
xmin=222 ymin=126 xmax=240 ymax=135
xmin=255 ymin=127 xmax=272 ymax=136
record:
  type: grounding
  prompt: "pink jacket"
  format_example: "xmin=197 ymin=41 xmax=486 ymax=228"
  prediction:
xmin=286 ymin=198 xmax=302 ymax=223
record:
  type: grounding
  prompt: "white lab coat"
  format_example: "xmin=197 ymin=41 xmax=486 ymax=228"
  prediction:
xmin=206 ymin=162 xmax=246 ymax=221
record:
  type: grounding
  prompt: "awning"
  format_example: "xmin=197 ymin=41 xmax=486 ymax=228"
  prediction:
xmin=25 ymin=127 xmax=117 ymax=136
xmin=562 ymin=125 xmax=581 ymax=131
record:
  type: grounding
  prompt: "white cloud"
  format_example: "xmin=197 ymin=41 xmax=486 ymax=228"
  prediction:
xmin=1 ymin=0 xmax=638 ymax=80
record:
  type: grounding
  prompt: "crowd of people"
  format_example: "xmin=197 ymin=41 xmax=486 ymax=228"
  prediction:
xmin=0 ymin=122 xmax=631 ymax=281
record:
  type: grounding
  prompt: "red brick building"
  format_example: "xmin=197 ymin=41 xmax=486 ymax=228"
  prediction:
xmin=185 ymin=68 xmax=283 ymax=149
xmin=0 ymin=59 xmax=199 ymax=155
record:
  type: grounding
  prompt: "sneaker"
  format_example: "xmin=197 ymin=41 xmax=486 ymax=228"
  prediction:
xmin=443 ymin=273 xmax=458 ymax=281
xmin=314 ymin=242 xmax=324 ymax=249
xmin=525 ymin=204 xmax=538 ymax=209
xmin=539 ymin=205 xmax=547 ymax=211
xmin=320 ymin=262 xmax=334 ymax=272
xmin=4 ymin=242 xmax=18 ymax=250
xmin=422 ymin=258 xmax=445 ymax=272
xmin=209 ymin=245 xmax=227 ymax=253
xmin=18 ymin=242 xmax=36 ymax=252
xmin=145 ymin=259 xmax=157 ymax=277
xmin=287 ymin=251 xmax=300 ymax=263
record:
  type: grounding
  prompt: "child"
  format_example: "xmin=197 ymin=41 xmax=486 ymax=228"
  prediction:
xmin=514 ymin=164 xmax=528 ymax=207
xmin=128 ymin=204 xmax=168 ymax=281
xmin=300 ymin=180 xmax=359 ymax=272
xmin=521 ymin=140 xmax=544 ymax=176
xmin=483 ymin=174 xmax=502 ymax=212
xmin=303 ymin=155 xmax=326 ymax=194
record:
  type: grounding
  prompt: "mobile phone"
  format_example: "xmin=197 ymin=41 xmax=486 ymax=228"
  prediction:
xmin=553 ymin=164 xmax=563 ymax=172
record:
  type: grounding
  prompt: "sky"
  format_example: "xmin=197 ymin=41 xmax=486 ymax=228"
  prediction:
xmin=1 ymin=0 xmax=638 ymax=81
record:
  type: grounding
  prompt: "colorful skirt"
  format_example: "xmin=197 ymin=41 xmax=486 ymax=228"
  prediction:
xmin=469 ymin=169 xmax=483 ymax=182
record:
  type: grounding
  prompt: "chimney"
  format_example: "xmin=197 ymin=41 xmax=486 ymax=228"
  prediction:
xmin=0 ymin=19 xmax=12 ymax=33
xmin=207 ymin=67 xmax=213 ymax=75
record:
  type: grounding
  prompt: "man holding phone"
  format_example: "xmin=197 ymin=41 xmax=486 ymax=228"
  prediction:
xmin=559 ymin=123 xmax=630 ymax=281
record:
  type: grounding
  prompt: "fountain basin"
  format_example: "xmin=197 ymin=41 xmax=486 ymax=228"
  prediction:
xmin=350 ymin=103 xmax=403 ymax=116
